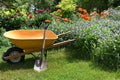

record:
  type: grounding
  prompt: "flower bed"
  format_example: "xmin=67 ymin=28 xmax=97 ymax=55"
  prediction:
xmin=0 ymin=0 xmax=120 ymax=70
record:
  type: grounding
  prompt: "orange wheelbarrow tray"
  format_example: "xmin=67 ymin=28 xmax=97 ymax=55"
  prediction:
xmin=2 ymin=30 xmax=75 ymax=63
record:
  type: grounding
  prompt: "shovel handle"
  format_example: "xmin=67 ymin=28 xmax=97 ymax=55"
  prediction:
xmin=44 ymin=23 xmax=49 ymax=30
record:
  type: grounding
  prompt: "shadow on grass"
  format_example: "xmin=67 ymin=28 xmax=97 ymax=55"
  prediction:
xmin=64 ymin=48 xmax=118 ymax=72
xmin=0 ymin=58 xmax=36 ymax=72
xmin=64 ymin=48 xmax=91 ymax=63
xmin=89 ymin=62 xmax=118 ymax=72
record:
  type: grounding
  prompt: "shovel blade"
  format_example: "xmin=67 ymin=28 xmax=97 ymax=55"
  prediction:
xmin=34 ymin=59 xmax=47 ymax=72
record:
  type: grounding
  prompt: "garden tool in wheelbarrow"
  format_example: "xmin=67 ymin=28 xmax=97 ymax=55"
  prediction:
xmin=34 ymin=23 xmax=48 ymax=72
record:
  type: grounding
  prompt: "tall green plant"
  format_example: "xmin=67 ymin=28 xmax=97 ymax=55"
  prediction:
xmin=56 ymin=0 xmax=77 ymax=18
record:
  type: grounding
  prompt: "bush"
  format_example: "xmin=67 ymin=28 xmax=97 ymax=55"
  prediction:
xmin=56 ymin=0 xmax=77 ymax=18
xmin=92 ymin=18 xmax=120 ymax=70
xmin=76 ymin=0 xmax=109 ymax=12
xmin=49 ymin=15 xmax=120 ymax=69
xmin=93 ymin=36 xmax=120 ymax=70
xmin=0 ymin=4 xmax=52 ymax=30
xmin=112 ymin=0 xmax=120 ymax=7
xmin=0 ymin=2 xmax=29 ymax=31
xmin=0 ymin=16 xmax=23 ymax=31
xmin=0 ymin=28 xmax=11 ymax=47
xmin=31 ymin=0 xmax=54 ymax=10
xmin=108 ymin=9 xmax=120 ymax=21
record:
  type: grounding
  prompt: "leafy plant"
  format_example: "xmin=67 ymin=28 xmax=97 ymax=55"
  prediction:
xmin=108 ymin=9 xmax=120 ymax=21
xmin=56 ymin=0 xmax=77 ymax=18
xmin=76 ymin=0 xmax=109 ymax=12
xmin=93 ymin=39 xmax=120 ymax=70
xmin=0 ymin=28 xmax=11 ymax=47
xmin=48 ymin=15 xmax=120 ymax=70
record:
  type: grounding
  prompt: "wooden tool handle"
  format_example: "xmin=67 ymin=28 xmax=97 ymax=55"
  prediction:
xmin=57 ymin=31 xmax=71 ymax=37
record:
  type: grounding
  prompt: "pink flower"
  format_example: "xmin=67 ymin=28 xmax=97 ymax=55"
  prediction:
xmin=46 ymin=7 xmax=50 ymax=12
xmin=37 ymin=9 xmax=43 ymax=13
xmin=29 ymin=14 xmax=32 ymax=19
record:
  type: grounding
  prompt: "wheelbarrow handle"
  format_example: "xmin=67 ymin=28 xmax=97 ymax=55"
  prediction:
xmin=57 ymin=31 xmax=71 ymax=37
xmin=47 ymin=39 xmax=76 ymax=49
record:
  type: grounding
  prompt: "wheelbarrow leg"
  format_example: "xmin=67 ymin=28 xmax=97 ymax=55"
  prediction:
xmin=30 ymin=53 xmax=37 ymax=59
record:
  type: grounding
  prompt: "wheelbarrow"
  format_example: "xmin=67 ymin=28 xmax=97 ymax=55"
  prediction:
xmin=2 ymin=30 xmax=75 ymax=64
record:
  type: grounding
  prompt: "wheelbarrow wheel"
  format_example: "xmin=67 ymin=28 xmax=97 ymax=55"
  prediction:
xmin=2 ymin=47 xmax=25 ymax=64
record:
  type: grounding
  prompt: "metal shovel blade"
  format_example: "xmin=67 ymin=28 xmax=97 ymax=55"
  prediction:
xmin=34 ymin=59 xmax=47 ymax=72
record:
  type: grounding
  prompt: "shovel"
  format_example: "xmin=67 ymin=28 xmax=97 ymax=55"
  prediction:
xmin=34 ymin=23 xmax=49 ymax=72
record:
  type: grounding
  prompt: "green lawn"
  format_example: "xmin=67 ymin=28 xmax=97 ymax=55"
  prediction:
xmin=0 ymin=47 xmax=120 ymax=80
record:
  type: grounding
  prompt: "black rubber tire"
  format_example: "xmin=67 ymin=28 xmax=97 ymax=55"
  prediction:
xmin=2 ymin=47 xmax=25 ymax=64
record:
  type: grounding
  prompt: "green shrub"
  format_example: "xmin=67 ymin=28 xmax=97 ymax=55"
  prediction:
xmin=112 ymin=0 xmax=120 ymax=7
xmin=0 ymin=16 xmax=23 ymax=31
xmin=49 ymin=19 xmax=100 ymax=60
xmin=0 ymin=4 xmax=52 ymax=30
xmin=0 ymin=2 xmax=28 ymax=31
xmin=56 ymin=0 xmax=77 ymax=18
xmin=115 ymin=6 xmax=120 ymax=10
xmin=0 ymin=28 xmax=11 ymax=47
xmin=92 ymin=19 xmax=120 ymax=70
xmin=49 ymin=16 xmax=120 ymax=69
xmin=93 ymin=39 xmax=120 ymax=70
xmin=76 ymin=0 xmax=109 ymax=12
xmin=108 ymin=9 xmax=120 ymax=21
xmin=31 ymin=0 xmax=54 ymax=10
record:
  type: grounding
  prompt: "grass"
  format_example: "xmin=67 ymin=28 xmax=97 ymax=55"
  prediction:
xmin=0 ymin=47 xmax=120 ymax=80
